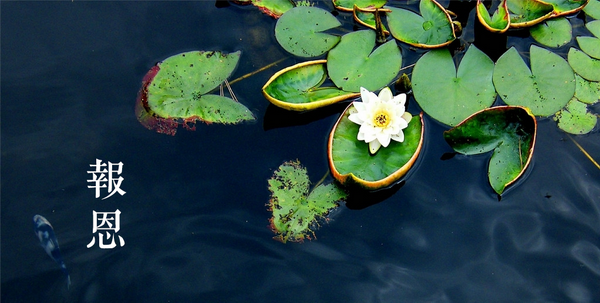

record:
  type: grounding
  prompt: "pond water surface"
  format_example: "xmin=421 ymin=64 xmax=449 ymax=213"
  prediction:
xmin=2 ymin=1 xmax=600 ymax=302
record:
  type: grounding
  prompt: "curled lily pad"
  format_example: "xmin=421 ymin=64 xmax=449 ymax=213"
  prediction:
xmin=477 ymin=0 xmax=510 ymax=33
xmin=554 ymin=98 xmax=598 ymax=134
xmin=530 ymin=17 xmax=572 ymax=48
xmin=328 ymin=104 xmax=424 ymax=190
xmin=507 ymin=0 xmax=554 ymax=28
xmin=268 ymin=160 xmax=347 ymax=243
xmin=540 ymin=0 xmax=589 ymax=15
xmin=444 ymin=106 xmax=537 ymax=195
xmin=353 ymin=6 xmax=390 ymax=34
xmin=262 ymin=60 xmax=359 ymax=111
xmin=575 ymin=74 xmax=600 ymax=104
xmin=327 ymin=30 xmax=402 ymax=92
xmin=584 ymin=0 xmax=600 ymax=19
xmin=576 ymin=20 xmax=600 ymax=60
xmin=412 ymin=45 xmax=496 ymax=126
xmin=275 ymin=6 xmax=341 ymax=58
xmin=493 ymin=45 xmax=575 ymax=116
xmin=568 ymin=47 xmax=600 ymax=81
xmin=385 ymin=0 xmax=456 ymax=48
xmin=136 ymin=51 xmax=255 ymax=135
xmin=333 ymin=0 xmax=387 ymax=11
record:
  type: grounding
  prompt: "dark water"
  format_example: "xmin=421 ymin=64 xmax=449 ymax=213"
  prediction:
xmin=2 ymin=1 xmax=600 ymax=302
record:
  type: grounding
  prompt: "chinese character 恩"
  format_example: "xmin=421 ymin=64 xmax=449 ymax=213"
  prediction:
xmin=87 ymin=159 xmax=126 ymax=200
xmin=87 ymin=209 xmax=125 ymax=249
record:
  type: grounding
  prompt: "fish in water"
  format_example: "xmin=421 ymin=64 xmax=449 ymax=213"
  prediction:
xmin=33 ymin=214 xmax=71 ymax=289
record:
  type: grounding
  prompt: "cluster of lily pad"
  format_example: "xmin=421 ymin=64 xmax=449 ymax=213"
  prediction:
xmin=136 ymin=0 xmax=600 ymax=242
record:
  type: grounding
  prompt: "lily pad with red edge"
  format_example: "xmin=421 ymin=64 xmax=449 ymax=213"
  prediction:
xmin=327 ymin=30 xmax=402 ymax=92
xmin=506 ymin=0 xmax=554 ymax=28
xmin=493 ymin=45 xmax=575 ymax=116
xmin=353 ymin=6 xmax=390 ymax=34
xmin=568 ymin=47 xmax=600 ymax=81
xmin=251 ymin=0 xmax=294 ymax=18
xmin=136 ymin=51 xmax=255 ymax=135
xmin=443 ymin=106 xmax=537 ymax=195
xmin=385 ymin=0 xmax=456 ymax=48
xmin=262 ymin=60 xmax=359 ymax=111
xmin=554 ymin=98 xmax=598 ymax=135
xmin=268 ymin=160 xmax=348 ymax=243
xmin=333 ymin=0 xmax=386 ymax=11
xmin=412 ymin=45 xmax=496 ymax=127
xmin=477 ymin=0 xmax=510 ymax=33
xmin=328 ymin=104 xmax=424 ymax=190
xmin=539 ymin=0 xmax=589 ymax=16
xmin=275 ymin=6 xmax=341 ymax=58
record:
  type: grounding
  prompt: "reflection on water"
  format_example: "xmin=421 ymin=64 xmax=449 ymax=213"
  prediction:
xmin=2 ymin=1 xmax=600 ymax=302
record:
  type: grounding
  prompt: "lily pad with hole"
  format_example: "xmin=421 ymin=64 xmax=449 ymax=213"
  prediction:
xmin=477 ymin=0 xmax=510 ymax=33
xmin=268 ymin=160 xmax=347 ymax=243
xmin=444 ymin=106 xmax=537 ymax=195
xmin=385 ymin=0 xmax=456 ymax=48
xmin=493 ymin=45 xmax=575 ymax=116
xmin=328 ymin=104 xmax=423 ymax=190
xmin=136 ymin=51 xmax=255 ymax=135
xmin=554 ymin=98 xmax=598 ymax=134
xmin=412 ymin=45 xmax=496 ymax=126
xmin=262 ymin=60 xmax=359 ymax=111
xmin=327 ymin=30 xmax=402 ymax=92
xmin=507 ymin=0 xmax=554 ymax=28
xmin=530 ymin=17 xmax=572 ymax=48
xmin=333 ymin=0 xmax=387 ymax=11
xmin=569 ymin=47 xmax=600 ymax=81
xmin=576 ymin=20 xmax=600 ymax=60
xmin=575 ymin=74 xmax=600 ymax=104
xmin=275 ymin=6 xmax=341 ymax=58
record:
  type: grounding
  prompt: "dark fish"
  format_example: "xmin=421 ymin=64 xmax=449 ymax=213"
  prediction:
xmin=33 ymin=215 xmax=71 ymax=289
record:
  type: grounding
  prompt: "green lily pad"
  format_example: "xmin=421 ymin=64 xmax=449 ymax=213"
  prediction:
xmin=530 ymin=17 xmax=572 ymax=48
xmin=353 ymin=7 xmax=389 ymax=34
xmin=554 ymin=98 xmax=598 ymax=134
xmin=507 ymin=0 xmax=554 ymax=28
xmin=275 ymin=6 xmax=341 ymax=58
xmin=262 ymin=60 xmax=359 ymax=111
xmin=268 ymin=160 xmax=348 ymax=243
xmin=538 ymin=0 xmax=589 ymax=15
xmin=493 ymin=45 xmax=575 ymax=116
xmin=327 ymin=30 xmax=402 ymax=92
xmin=251 ymin=0 xmax=295 ymax=18
xmin=444 ymin=106 xmax=537 ymax=195
xmin=477 ymin=0 xmax=510 ymax=33
xmin=569 ymin=47 xmax=600 ymax=81
xmin=576 ymin=20 xmax=600 ymax=60
xmin=328 ymin=104 xmax=424 ymax=190
xmin=412 ymin=45 xmax=496 ymax=126
xmin=584 ymin=0 xmax=600 ymax=19
xmin=137 ymin=51 xmax=255 ymax=135
xmin=385 ymin=0 xmax=456 ymax=48
xmin=575 ymin=74 xmax=600 ymax=104
xmin=333 ymin=0 xmax=387 ymax=11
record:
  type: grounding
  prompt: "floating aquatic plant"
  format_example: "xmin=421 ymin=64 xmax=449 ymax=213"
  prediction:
xmin=268 ymin=160 xmax=348 ymax=243
xmin=136 ymin=51 xmax=255 ymax=135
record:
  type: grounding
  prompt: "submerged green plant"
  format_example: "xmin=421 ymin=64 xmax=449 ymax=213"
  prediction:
xmin=268 ymin=161 xmax=348 ymax=243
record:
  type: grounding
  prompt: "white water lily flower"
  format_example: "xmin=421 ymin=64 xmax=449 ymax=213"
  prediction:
xmin=348 ymin=87 xmax=413 ymax=154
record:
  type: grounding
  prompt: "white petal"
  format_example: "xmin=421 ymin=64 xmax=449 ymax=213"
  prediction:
xmin=391 ymin=131 xmax=405 ymax=142
xmin=348 ymin=113 xmax=364 ymax=125
xmin=369 ymin=140 xmax=382 ymax=154
xmin=378 ymin=87 xmax=393 ymax=103
xmin=361 ymin=87 xmax=378 ymax=104
xmin=377 ymin=132 xmax=392 ymax=147
xmin=392 ymin=93 xmax=406 ymax=106
xmin=360 ymin=125 xmax=378 ymax=142
xmin=402 ymin=112 xmax=413 ymax=122
xmin=353 ymin=101 xmax=366 ymax=113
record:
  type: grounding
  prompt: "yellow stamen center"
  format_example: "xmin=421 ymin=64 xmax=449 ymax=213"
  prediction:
xmin=373 ymin=110 xmax=391 ymax=128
